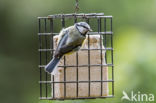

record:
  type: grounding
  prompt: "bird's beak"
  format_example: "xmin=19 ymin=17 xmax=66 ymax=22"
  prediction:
xmin=89 ymin=28 xmax=93 ymax=32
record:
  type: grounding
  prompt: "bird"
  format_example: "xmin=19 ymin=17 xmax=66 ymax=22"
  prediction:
xmin=45 ymin=22 xmax=92 ymax=75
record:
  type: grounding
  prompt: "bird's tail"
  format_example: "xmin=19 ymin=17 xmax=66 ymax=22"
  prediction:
xmin=45 ymin=57 xmax=61 ymax=74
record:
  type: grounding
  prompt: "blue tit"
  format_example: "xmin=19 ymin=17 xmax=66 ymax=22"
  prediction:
xmin=45 ymin=22 xmax=92 ymax=74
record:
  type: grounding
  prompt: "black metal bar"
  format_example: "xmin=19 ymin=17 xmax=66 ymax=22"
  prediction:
xmin=98 ymin=18 xmax=103 ymax=96
xmin=38 ymin=48 xmax=113 ymax=52
xmin=104 ymin=18 xmax=107 ymax=64
xmin=38 ymin=32 xmax=113 ymax=36
xmin=61 ymin=15 xmax=66 ymax=98
xmin=38 ymin=19 xmax=42 ymax=97
xmin=39 ymin=80 xmax=114 ymax=83
xmin=38 ymin=13 xmax=112 ymax=19
xmin=52 ymin=75 xmax=55 ymax=98
xmin=110 ymin=18 xmax=114 ymax=96
xmin=50 ymin=18 xmax=54 ymax=99
xmin=40 ymin=95 xmax=114 ymax=100
xmin=74 ymin=16 xmax=79 ymax=97
xmin=86 ymin=18 xmax=91 ymax=97
xmin=40 ymin=15 xmax=112 ymax=19
xmin=50 ymin=18 xmax=54 ymax=58
xmin=44 ymin=18 xmax=48 ymax=98
xmin=39 ymin=64 xmax=114 ymax=68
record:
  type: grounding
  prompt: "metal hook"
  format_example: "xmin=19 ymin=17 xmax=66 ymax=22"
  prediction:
xmin=75 ymin=0 xmax=79 ymax=13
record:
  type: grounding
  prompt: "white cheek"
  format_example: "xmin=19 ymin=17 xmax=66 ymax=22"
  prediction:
xmin=78 ymin=26 xmax=84 ymax=33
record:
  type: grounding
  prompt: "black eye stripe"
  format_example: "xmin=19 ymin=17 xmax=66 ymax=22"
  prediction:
xmin=77 ymin=24 xmax=88 ymax=29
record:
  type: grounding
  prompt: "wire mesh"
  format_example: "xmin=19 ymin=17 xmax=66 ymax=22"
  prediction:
xmin=38 ymin=13 xmax=114 ymax=100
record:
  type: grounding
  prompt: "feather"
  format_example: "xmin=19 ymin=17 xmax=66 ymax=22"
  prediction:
xmin=45 ymin=57 xmax=62 ymax=74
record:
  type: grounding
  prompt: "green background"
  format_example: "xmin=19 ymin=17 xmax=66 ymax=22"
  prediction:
xmin=0 ymin=0 xmax=156 ymax=103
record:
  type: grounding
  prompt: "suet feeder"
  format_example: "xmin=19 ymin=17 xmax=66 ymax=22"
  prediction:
xmin=38 ymin=0 xmax=114 ymax=100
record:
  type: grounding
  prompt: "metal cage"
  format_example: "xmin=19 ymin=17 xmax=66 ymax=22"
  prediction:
xmin=38 ymin=13 xmax=114 ymax=100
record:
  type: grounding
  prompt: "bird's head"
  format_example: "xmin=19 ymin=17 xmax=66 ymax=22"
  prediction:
xmin=75 ymin=22 xmax=92 ymax=36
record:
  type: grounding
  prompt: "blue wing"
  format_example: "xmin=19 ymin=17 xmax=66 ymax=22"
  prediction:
xmin=54 ymin=29 xmax=81 ymax=58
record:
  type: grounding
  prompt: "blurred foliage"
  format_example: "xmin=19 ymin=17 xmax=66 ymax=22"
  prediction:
xmin=0 ymin=0 xmax=156 ymax=103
